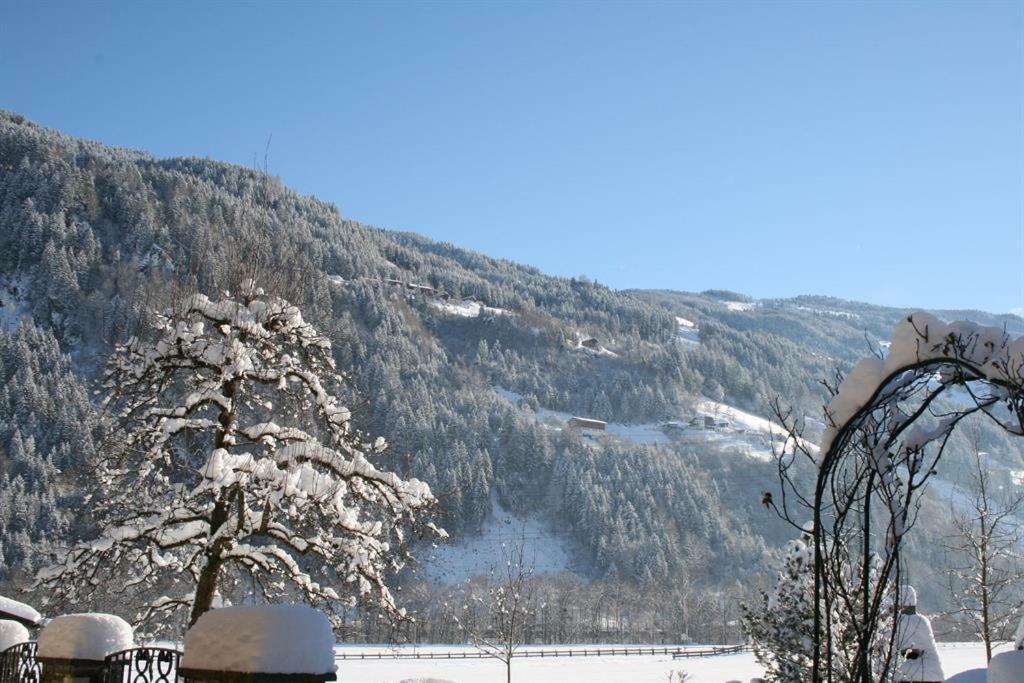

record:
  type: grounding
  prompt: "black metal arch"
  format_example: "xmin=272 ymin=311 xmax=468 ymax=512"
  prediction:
xmin=770 ymin=328 xmax=1024 ymax=682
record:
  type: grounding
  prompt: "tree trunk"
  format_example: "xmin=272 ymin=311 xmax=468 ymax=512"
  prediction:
xmin=189 ymin=552 xmax=224 ymax=626
xmin=188 ymin=380 xmax=238 ymax=627
xmin=189 ymin=495 xmax=230 ymax=626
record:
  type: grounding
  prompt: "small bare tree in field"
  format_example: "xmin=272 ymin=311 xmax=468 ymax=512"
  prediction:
xmin=451 ymin=530 xmax=535 ymax=683
xmin=943 ymin=426 xmax=1024 ymax=661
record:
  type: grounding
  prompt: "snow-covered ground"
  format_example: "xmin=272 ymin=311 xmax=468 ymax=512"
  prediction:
xmin=792 ymin=304 xmax=859 ymax=320
xmin=493 ymin=387 xmax=669 ymax=446
xmin=493 ymin=387 xmax=797 ymax=457
xmin=695 ymin=398 xmax=820 ymax=460
xmin=568 ymin=339 xmax=619 ymax=357
xmin=676 ymin=317 xmax=700 ymax=349
xmin=414 ymin=495 xmax=576 ymax=584
xmin=0 ymin=277 xmax=31 ymax=331
xmin=723 ymin=301 xmax=755 ymax=312
xmin=428 ymin=299 xmax=508 ymax=318
xmin=333 ymin=642 xmax=993 ymax=682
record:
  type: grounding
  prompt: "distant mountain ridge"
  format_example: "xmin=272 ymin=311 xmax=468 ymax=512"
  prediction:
xmin=1 ymin=110 xmax=1020 ymax=616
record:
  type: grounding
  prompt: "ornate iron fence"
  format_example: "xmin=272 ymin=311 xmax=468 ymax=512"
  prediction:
xmin=104 ymin=647 xmax=183 ymax=683
xmin=0 ymin=641 xmax=41 ymax=683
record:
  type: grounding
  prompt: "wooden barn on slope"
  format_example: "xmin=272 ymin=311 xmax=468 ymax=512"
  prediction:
xmin=567 ymin=416 xmax=607 ymax=432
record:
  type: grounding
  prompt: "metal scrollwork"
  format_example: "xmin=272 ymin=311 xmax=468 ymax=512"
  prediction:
xmin=104 ymin=648 xmax=183 ymax=683
xmin=0 ymin=642 xmax=41 ymax=683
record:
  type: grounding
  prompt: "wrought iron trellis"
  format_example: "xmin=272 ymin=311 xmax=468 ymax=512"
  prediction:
xmin=0 ymin=642 xmax=41 ymax=683
xmin=767 ymin=316 xmax=1024 ymax=682
xmin=104 ymin=647 xmax=183 ymax=683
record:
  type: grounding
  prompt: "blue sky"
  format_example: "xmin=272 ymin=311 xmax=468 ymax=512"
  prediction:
xmin=2 ymin=1 xmax=1021 ymax=313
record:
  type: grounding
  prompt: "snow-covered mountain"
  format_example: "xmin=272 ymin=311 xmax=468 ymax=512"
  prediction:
xmin=1 ymin=110 xmax=1021 ymax=617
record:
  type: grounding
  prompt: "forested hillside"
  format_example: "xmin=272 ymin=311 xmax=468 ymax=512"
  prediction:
xmin=1 ymin=110 xmax=1021 ymax=626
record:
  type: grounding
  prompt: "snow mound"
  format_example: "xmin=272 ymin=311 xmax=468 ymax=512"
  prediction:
xmin=0 ymin=620 xmax=30 ymax=651
xmin=0 ymin=595 xmax=41 ymax=626
xmin=894 ymin=611 xmax=944 ymax=682
xmin=988 ymin=650 xmax=1024 ymax=683
xmin=38 ymin=613 xmax=134 ymax=661
xmin=182 ymin=605 xmax=335 ymax=674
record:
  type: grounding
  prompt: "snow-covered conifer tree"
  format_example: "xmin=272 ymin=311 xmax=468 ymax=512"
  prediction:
xmin=742 ymin=528 xmax=893 ymax=682
xmin=36 ymin=283 xmax=440 ymax=629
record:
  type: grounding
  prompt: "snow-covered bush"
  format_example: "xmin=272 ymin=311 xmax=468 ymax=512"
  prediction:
xmin=35 ymin=285 xmax=441 ymax=630
xmin=892 ymin=586 xmax=944 ymax=682
xmin=741 ymin=536 xmax=815 ymax=682
xmin=37 ymin=613 xmax=133 ymax=661
xmin=181 ymin=604 xmax=334 ymax=674
xmin=742 ymin=530 xmax=895 ymax=682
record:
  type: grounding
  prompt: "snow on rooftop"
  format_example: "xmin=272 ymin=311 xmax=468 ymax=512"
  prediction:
xmin=0 ymin=620 xmax=30 ymax=652
xmin=38 ymin=613 xmax=134 ymax=661
xmin=0 ymin=595 xmax=41 ymax=626
xmin=181 ymin=605 xmax=335 ymax=675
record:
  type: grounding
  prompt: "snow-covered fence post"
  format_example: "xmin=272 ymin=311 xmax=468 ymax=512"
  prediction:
xmin=0 ymin=597 xmax=42 ymax=630
xmin=179 ymin=605 xmax=336 ymax=683
xmin=36 ymin=614 xmax=134 ymax=683
xmin=985 ymin=616 xmax=1024 ymax=683
xmin=762 ymin=313 xmax=1024 ymax=682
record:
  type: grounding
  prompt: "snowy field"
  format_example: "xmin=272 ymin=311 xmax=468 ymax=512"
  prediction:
xmin=415 ymin=495 xmax=576 ymax=583
xmin=334 ymin=642 xmax=993 ymax=683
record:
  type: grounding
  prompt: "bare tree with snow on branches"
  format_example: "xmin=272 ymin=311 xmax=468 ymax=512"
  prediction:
xmin=451 ymin=529 xmax=535 ymax=683
xmin=35 ymin=282 xmax=442 ymax=631
xmin=942 ymin=425 xmax=1024 ymax=662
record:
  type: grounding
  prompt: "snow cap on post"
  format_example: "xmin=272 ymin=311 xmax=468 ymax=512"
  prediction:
xmin=989 ymin=650 xmax=1024 ymax=683
xmin=0 ymin=595 xmax=42 ymax=627
xmin=0 ymin=620 xmax=30 ymax=651
xmin=37 ymin=613 xmax=134 ymax=661
xmin=899 ymin=585 xmax=917 ymax=609
xmin=181 ymin=605 xmax=336 ymax=676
